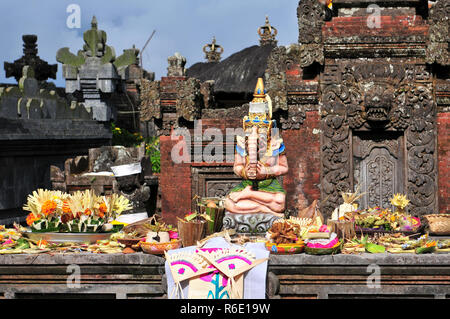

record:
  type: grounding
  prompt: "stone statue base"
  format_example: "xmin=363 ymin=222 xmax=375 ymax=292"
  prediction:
xmin=222 ymin=211 xmax=281 ymax=235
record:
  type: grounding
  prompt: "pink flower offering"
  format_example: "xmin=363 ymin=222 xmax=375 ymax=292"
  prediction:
xmin=307 ymin=237 xmax=339 ymax=249
xmin=319 ymin=225 xmax=329 ymax=232
xmin=2 ymin=239 xmax=13 ymax=246
xmin=169 ymin=231 xmax=179 ymax=239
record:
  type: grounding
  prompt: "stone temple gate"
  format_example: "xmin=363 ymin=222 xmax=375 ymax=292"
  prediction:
xmin=266 ymin=0 xmax=449 ymax=218
xmin=142 ymin=0 xmax=449 ymax=223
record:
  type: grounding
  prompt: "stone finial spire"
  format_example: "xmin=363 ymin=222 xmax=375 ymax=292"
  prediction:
xmin=202 ymin=36 xmax=224 ymax=63
xmin=258 ymin=15 xmax=278 ymax=46
xmin=4 ymin=35 xmax=57 ymax=82
xmin=167 ymin=52 xmax=186 ymax=76
xmin=91 ymin=15 xmax=98 ymax=29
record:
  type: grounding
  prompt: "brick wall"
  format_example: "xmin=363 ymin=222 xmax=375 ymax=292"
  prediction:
xmin=159 ymin=134 xmax=192 ymax=225
xmin=322 ymin=15 xmax=428 ymax=38
xmin=282 ymin=111 xmax=321 ymax=212
xmin=160 ymin=118 xmax=241 ymax=224
xmin=437 ymin=112 xmax=450 ymax=213
xmin=159 ymin=114 xmax=321 ymax=222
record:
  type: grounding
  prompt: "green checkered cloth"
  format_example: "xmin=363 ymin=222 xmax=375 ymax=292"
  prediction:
xmin=229 ymin=178 xmax=286 ymax=194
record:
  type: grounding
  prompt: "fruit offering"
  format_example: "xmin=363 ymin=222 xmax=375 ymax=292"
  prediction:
xmin=352 ymin=207 xmax=420 ymax=232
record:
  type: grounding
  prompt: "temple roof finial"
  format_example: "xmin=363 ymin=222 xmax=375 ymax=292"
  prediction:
xmin=91 ymin=16 xmax=98 ymax=29
xmin=258 ymin=15 xmax=278 ymax=46
xmin=202 ymin=36 xmax=224 ymax=63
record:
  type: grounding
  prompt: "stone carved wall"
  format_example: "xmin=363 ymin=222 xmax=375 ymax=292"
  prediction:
xmin=140 ymin=80 xmax=161 ymax=121
xmin=265 ymin=44 xmax=317 ymax=117
xmin=426 ymin=0 xmax=450 ymax=65
xmin=140 ymin=77 xmax=204 ymax=135
xmin=320 ymin=60 xmax=437 ymax=216
xmin=175 ymin=77 xmax=202 ymax=122
xmin=278 ymin=104 xmax=306 ymax=130
xmin=191 ymin=166 xmax=241 ymax=211
xmin=265 ymin=46 xmax=288 ymax=112
xmin=296 ymin=0 xmax=331 ymax=67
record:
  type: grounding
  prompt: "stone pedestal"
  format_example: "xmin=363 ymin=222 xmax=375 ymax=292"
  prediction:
xmin=222 ymin=211 xmax=281 ymax=235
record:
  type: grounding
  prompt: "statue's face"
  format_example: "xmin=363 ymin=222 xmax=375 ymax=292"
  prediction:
xmin=364 ymin=83 xmax=394 ymax=122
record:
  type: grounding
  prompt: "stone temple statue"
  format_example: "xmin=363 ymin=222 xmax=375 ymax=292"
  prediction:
xmin=223 ymin=78 xmax=288 ymax=233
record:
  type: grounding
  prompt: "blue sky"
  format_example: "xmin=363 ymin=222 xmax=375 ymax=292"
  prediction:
xmin=0 ymin=0 xmax=300 ymax=87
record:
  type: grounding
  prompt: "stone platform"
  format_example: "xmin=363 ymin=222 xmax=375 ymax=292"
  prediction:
xmin=0 ymin=252 xmax=449 ymax=299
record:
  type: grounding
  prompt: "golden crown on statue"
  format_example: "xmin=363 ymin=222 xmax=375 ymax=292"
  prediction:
xmin=243 ymin=78 xmax=273 ymax=131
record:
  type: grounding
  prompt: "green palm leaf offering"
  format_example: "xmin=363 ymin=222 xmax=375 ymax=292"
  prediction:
xmin=365 ymin=242 xmax=386 ymax=254
xmin=415 ymin=246 xmax=436 ymax=254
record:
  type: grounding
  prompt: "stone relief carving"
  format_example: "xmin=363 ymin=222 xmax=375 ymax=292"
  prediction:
xmin=406 ymin=84 xmax=437 ymax=215
xmin=296 ymin=0 xmax=330 ymax=67
xmin=298 ymin=43 xmax=324 ymax=68
xmin=175 ymin=77 xmax=202 ymax=122
xmin=207 ymin=181 xmax=240 ymax=198
xmin=265 ymin=44 xmax=309 ymax=128
xmin=222 ymin=212 xmax=280 ymax=234
xmin=278 ymin=104 xmax=306 ymax=130
xmin=265 ymin=46 xmax=288 ymax=112
xmin=140 ymin=77 xmax=202 ymax=135
xmin=140 ymin=79 xmax=161 ymax=121
xmin=320 ymin=61 xmax=437 ymax=217
xmin=297 ymin=0 xmax=326 ymax=44
xmin=426 ymin=0 xmax=450 ymax=66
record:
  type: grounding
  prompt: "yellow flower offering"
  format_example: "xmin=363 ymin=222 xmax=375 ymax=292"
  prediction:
xmin=390 ymin=193 xmax=410 ymax=210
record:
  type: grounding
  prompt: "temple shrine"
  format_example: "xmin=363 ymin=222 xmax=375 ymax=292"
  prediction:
xmin=0 ymin=0 xmax=448 ymax=300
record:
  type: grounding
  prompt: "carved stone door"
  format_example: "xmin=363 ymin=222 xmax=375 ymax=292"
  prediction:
xmin=191 ymin=166 xmax=241 ymax=211
xmin=353 ymin=133 xmax=405 ymax=210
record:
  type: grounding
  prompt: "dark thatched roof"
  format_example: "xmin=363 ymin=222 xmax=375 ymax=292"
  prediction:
xmin=186 ymin=44 xmax=276 ymax=94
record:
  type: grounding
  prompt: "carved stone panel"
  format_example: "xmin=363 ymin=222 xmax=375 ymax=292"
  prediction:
xmin=319 ymin=60 xmax=437 ymax=218
xmin=426 ymin=0 xmax=450 ymax=66
xmin=353 ymin=133 xmax=405 ymax=210
xmin=191 ymin=166 xmax=241 ymax=211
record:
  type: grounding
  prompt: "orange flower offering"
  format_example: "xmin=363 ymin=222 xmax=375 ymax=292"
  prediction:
xmin=37 ymin=239 xmax=48 ymax=247
xmin=26 ymin=213 xmax=40 ymax=226
xmin=426 ymin=241 xmax=437 ymax=248
xmin=41 ymin=200 xmax=57 ymax=216
xmin=62 ymin=201 xmax=72 ymax=214
xmin=23 ymin=189 xmax=132 ymax=233
xmin=98 ymin=202 xmax=107 ymax=218
xmin=99 ymin=202 xmax=107 ymax=213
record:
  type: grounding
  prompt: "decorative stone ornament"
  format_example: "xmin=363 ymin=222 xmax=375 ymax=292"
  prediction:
xmin=203 ymin=36 xmax=224 ymax=62
xmin=258 ymin=16 xmax=278 ymax=46
xmin=4 ymin=35 xmax=57 ymax=82
xmin=56 ymin=16 xmax=138 ymax=121
xmin=167 ymin=52 xmax=187 ymax=77
xmin=425 ymin=0 xmax=450 ymax=66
